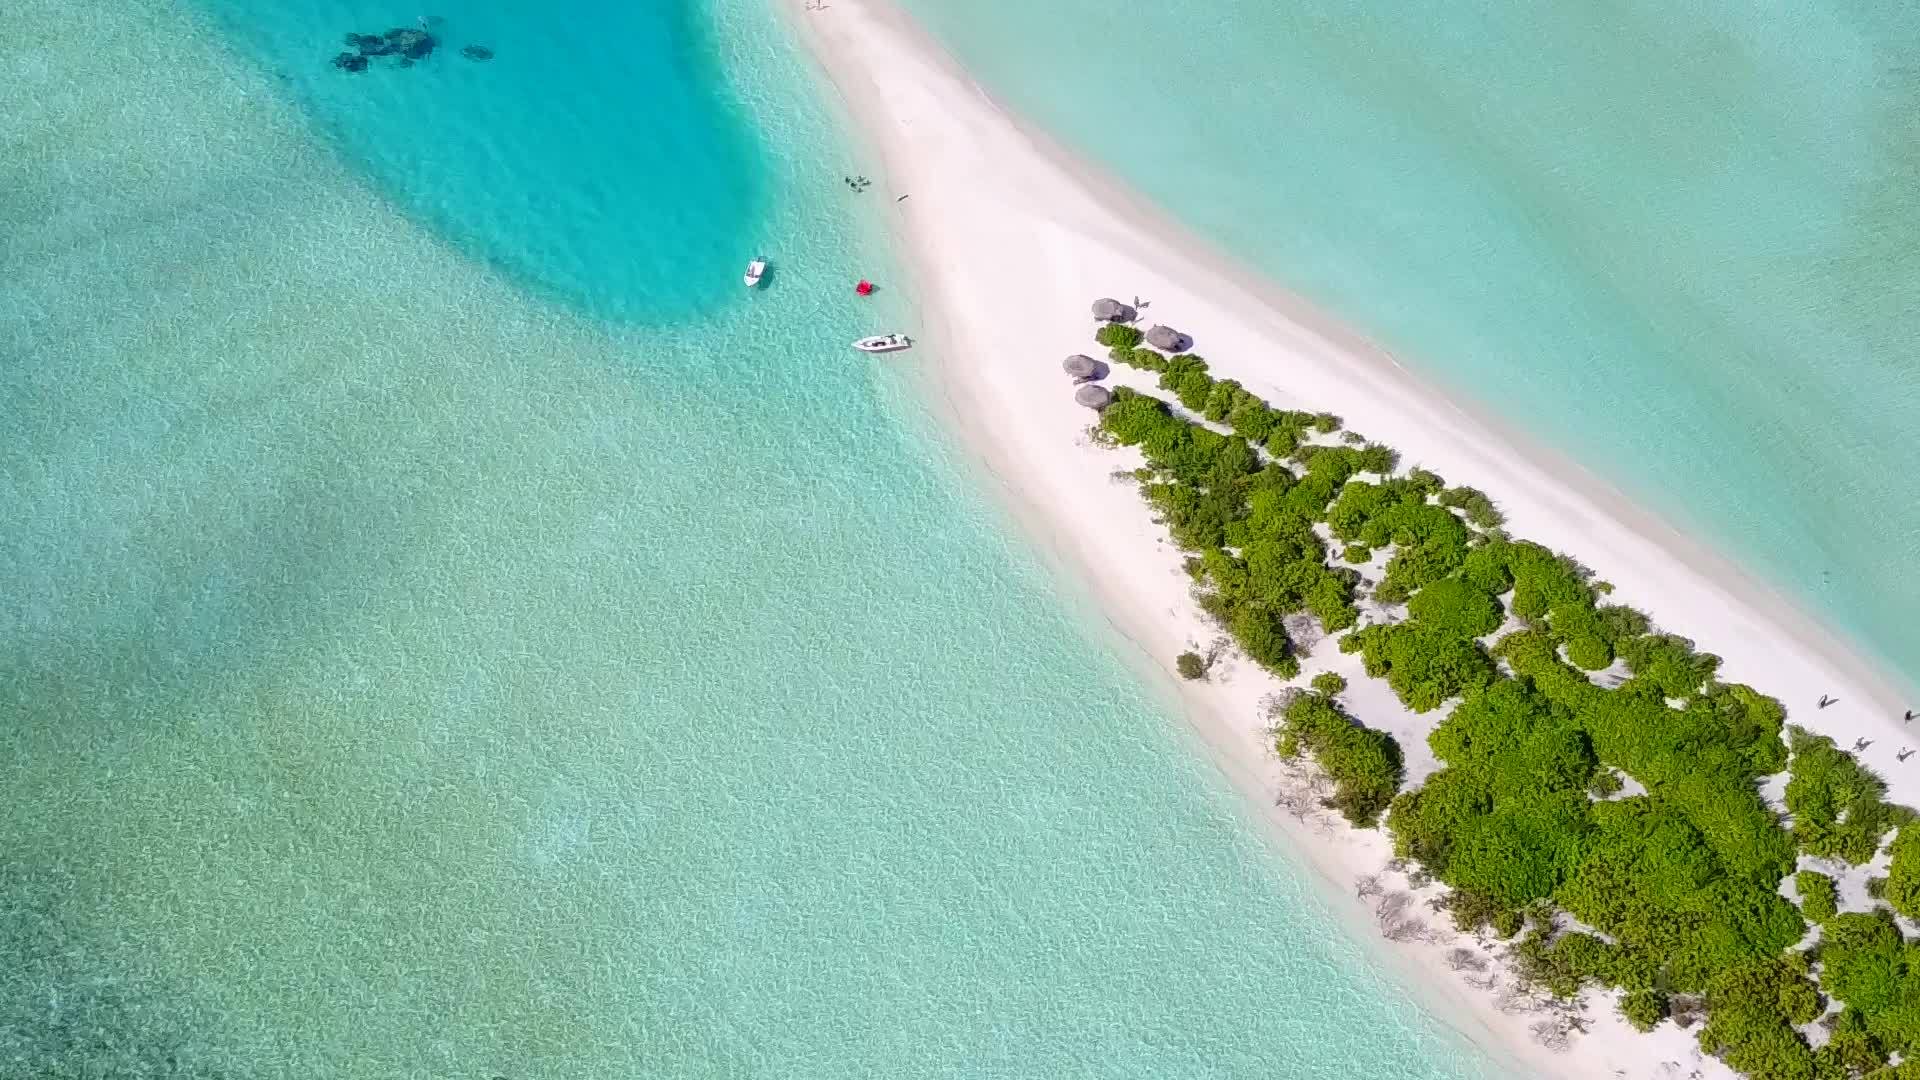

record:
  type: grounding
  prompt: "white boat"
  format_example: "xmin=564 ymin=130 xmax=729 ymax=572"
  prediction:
xmin=743 ymin=257 xmax=768 ymax=288
xmin=852 ymin=333 xmax=911 ymax=354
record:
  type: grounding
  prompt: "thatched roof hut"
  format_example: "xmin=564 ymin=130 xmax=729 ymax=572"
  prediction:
xmin=1091 ymin=298 xmax=1137 ymax=323
xmin=1075 ymin=384 xmax=1115 ymax=410
xmin=1145 ymin=324 xmax=1189 ymax=352
xmin=1062 ymin=354 xmax=1107 ymax=382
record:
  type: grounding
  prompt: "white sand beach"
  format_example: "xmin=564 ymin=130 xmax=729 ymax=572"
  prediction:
xmin=782 ymin=2 xmax=1920 ymax=1076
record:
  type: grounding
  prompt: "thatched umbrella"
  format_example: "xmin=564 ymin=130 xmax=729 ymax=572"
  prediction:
xmin=1145 ymin=324 xmax=1189 ymax=351
xmin=1074 ymin=384 xmax=1115 ymax=410
xmin=1062 ymin=354 xmax=1107 ymax=382
xmin=1091 ymin=297 xmax=1137 ymax=323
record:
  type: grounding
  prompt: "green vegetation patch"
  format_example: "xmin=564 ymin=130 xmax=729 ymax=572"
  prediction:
xmin=1099 ymin=389 xmax=1358 ymax=682
xmin=1695 ymin=956 xmax=1823 ymax=1079
xmin=1310 ymin=671 xmax=1347 ymax=697
xmin=1406 ymin=577 xmax=1503 ymax=639
xmin=1784 ymin=727 xmax=1911 ymax=864
xmin=1274 ymin=691 xmax=1403 ymax=827
xmin=1342 ymin=622 xmax=1496 ymax=713
xmin=1085 ymin=324 xmax=1920 ymax=1080
xmin=1096 ymin=323 xmax=1143 ymax=353
xmin=1438 ymin=485 xmax=1503 ymax=529
xmin=1889 ymin=824 xmax=1920 ymax=920
xmin=1816 ymin=912 xmax=1920 ymax=1061
xmin=1795 ymin=870 xmax=1838 ymax=924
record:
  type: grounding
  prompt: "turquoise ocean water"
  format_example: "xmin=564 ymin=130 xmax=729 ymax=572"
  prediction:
xmin=900 ymin=0 xmax=1920 ymax=692
xmin=1 ymin=0 xmax=1507 ymax=1076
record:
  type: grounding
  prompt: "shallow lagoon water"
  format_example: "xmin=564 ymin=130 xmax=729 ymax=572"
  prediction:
xmin=899 ymin=0 xmax=1920 ymax=692
xmin=1 ymin=0 xmax=1505 ymax=1075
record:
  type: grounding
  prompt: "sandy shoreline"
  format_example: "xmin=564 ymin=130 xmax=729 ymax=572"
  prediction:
xmin=779 ymin=2 xmax=1919 ymax=1076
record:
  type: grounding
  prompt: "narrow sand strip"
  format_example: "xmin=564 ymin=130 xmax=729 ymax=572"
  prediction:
xmin=781 ymin=2 xmax=1920 ymax=1076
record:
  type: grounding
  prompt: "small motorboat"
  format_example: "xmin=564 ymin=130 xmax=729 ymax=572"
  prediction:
xmin=852 ymin=333 xmax=911 ymax=354
xmin=743 ymin=257 xmax=768 ymax=288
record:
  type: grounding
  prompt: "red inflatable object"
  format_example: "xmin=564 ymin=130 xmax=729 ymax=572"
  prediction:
xmin=855 ymin=280 xmax=875 ymax=296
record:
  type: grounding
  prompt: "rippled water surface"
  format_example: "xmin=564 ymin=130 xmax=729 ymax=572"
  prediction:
xmin=1 ymin=0 xmax=1508 ymax=1075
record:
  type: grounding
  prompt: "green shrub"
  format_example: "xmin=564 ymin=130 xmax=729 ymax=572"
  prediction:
xmin=1817 ymin=1007 xmax=1889 ymax=1077
xmin=1406 ymin=577 xmax=1503 ymax=639
xmin=1435 ymin=890 xmax=1522 ymax=937
xmin=1406 ymin=467 xmax=1445 ymax=496
xmin=1311 ymin=672 xmax=1347 ymax=697
xmin=1620 ymin=988 xmax=1669 ymax=1032
xmin=1228 ymin=401 xmax=1278 ymax=442
xmin=1515 ymin=928 xmax=1623 ymax=997
xmin=1167 ymin=371 xmax=1215 ymax=411
xmin=1160 ymin=352 xmax=1208 ymax=377
xmin=1232 ymin=605 xmax=1301 ymax=679
xmin=1554 ymin=796 xmax=1803 ymax=992
xmin=1795 ymin=870 xmax=1838 ymax=923
xmin=1097 ymin=387 xmax=1173 ymax=444
xmin=1439 ymin=485 xmax=1504 ymax=529
xmin=1786 ymin=727 xmax=1902 ymax=863
xmin=1489 ymin=907 xmax=1524 ymax=939
xmin=1095 ymin=323 xmax=1143 ymax=351
xmin=1888 ymin=825 xmax=1920 ymax=919
xmin=1387 ymin=681 xmax=1593 ymax=908
xmin=1341 ymin=542 xmax=1371 ymax=564
xmin=1344 ymin=622 xmax=1496 ymax=712
xmin=1155 ymin=354 xmax=1213 ymax=410
xmin=1377 ymin=522 xmax=1473 ymax=600
xmin=1616 ymin=633 xmax=1720 ymax=699
xmin=1176 ymin=651 xmax=1208 ymax=681
xmin=1587 ymin=768 xmax=1624 ymax=797
xmin=1817 ymin=911 xmax=1920 ymax=1058
xmin=1325 ymin=479 xmax=1404 ymax=540
xmin=1695 ymin=957 xmax=1821 ymax=1079
xmin=1459 ymin=541 xmax=1515 ymax=596
xmin=1563 ymin=634 xmax=1613 ymax=671
xmin=1510 ymin=581 xmax=1547 ymax=621
xmin=1594 ymin=604 xmax=1652 ymax=642
xmin=1497 ymin=635 xmax=1797 ymax=891
xmin=1274 ymin=692 xmax=1403 ymax=827
xmin=1673 ymin=686 xmax=1790 ymax=778
xmin=1354 ymin=443 xmax=1396 ymax=474
xmin=1128 ymin=346 xmax=1169 ymax=371
xmin=1201 ymin=380 xmax=1234 ymax=422
xmin=1312 ymin=411 xmax=1341 ymax=433
xmin=1292 ymin=444 xmax=1378 ymax=489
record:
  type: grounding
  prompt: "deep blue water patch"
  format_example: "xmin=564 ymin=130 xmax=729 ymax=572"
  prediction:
xmin=190 ymin=0 xmax=769 ymax=324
